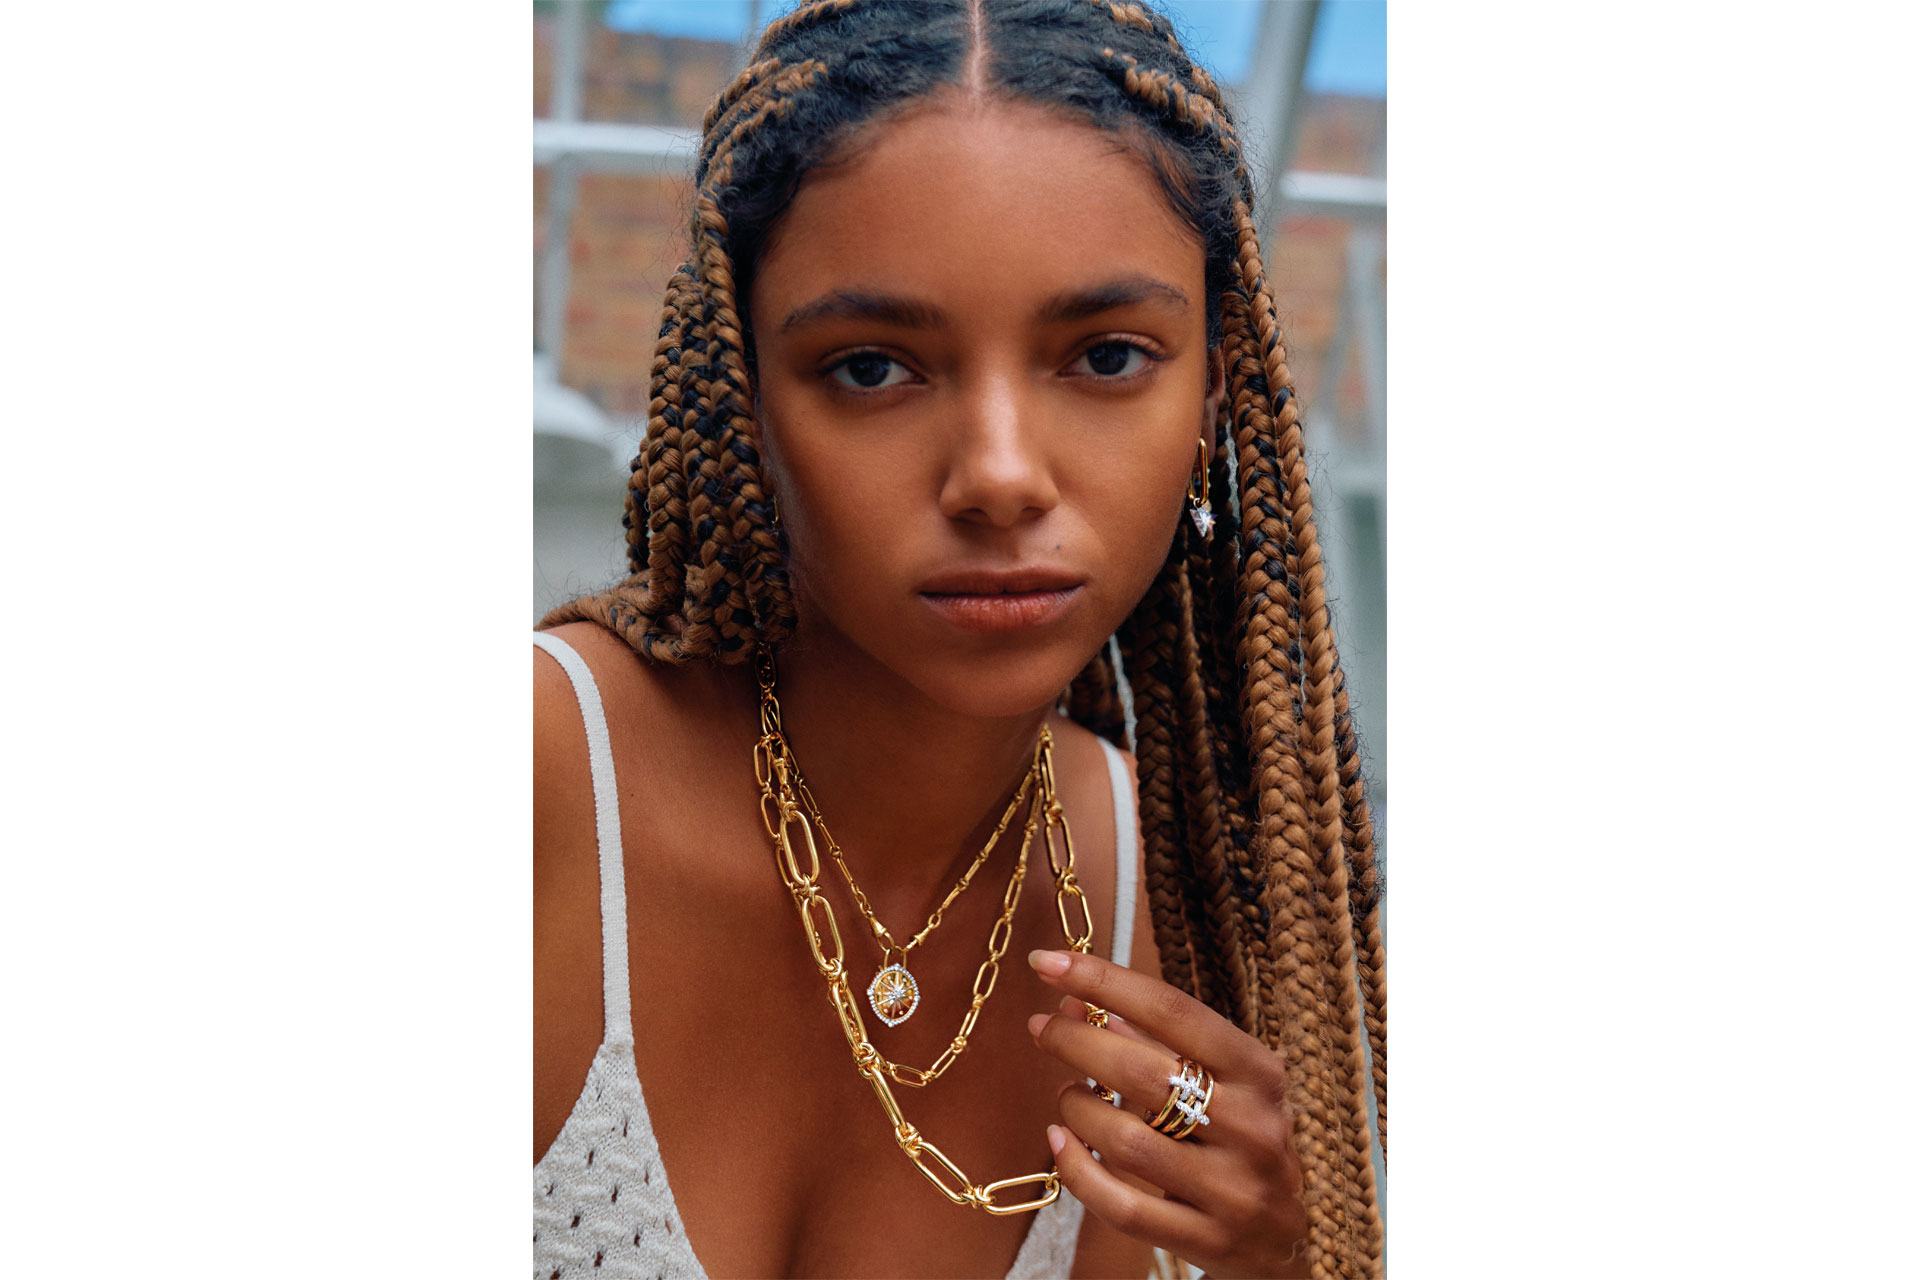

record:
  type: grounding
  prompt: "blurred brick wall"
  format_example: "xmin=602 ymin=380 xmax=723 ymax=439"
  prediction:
xmin=552 ymin=172 xmax=692 ymax=416
xmin=1268 ymin=93 xmax=1387 ymax=448
xmin=539 ymin=31 xmax=1385 ymax=445
xmin=535 ymin=18 xmax=738 ymax=126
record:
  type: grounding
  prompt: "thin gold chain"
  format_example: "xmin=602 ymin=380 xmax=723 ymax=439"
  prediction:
xmin=786 ymin=733 xmax=1036 ymax=1086
xmin=794 ymin=743 xmax=1040 ymax=960
xmin=757 ymin=674 xmax=1038 ymax=1087
xmin=754 ymin=646 xmax=1109 ymax=1214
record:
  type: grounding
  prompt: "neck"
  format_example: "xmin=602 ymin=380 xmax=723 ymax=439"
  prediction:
xmin=766 ymin=629 xmax=1054 ymax=916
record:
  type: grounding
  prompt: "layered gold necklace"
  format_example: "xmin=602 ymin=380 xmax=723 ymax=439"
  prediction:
xmin=754 ymin=646 xmax=1109 ymax=1212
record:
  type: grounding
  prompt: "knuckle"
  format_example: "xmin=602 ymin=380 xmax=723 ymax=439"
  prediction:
xmin=1195 ymin=1219 xmax=1238 ymax=1262
xmin=1253 ymin=1098 xmax=1292 ymax=1151
xmin=1112 ymin=1121 xmax=1160 ymax=1173
xmin=1081 ymin=955 xmax=1120 ymax=997
xmin=1151 ymin=981 xmax=1191 ymax=1028
xmin=1263 ymin=1181 xmax=1310 ymax=1249
xmin=1102 ymin=1192 xmax=1145 ymax=1238
xmin=1219 ymin=1183 xmax=1261 ymax=1233
xmin=1133 ymin=1054 xmax=1176 ymax=1103
xmin=1259 ymin=1059 xmax=1291 ymax=1109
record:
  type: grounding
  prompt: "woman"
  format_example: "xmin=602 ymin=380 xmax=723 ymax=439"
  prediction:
xmin=534 ymin=2 xmax=1385 ymax=1276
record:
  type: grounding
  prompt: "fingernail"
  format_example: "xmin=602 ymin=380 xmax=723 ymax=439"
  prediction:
xmin=1047 ymin=1124 xmax=1066 ymax=1156
xmin=1027 ymin=1013 xmax=1049 ymax=1038
xmin=1028 ymin=949 xmax=1070 ymax=976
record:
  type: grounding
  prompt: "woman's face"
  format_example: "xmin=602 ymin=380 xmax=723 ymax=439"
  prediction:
xmin=749 ymin=93 xmax=1225 ymax=718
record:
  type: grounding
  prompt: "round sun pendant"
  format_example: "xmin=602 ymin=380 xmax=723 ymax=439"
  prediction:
xmin=867 ymin=963 xmax=920 ymax=1027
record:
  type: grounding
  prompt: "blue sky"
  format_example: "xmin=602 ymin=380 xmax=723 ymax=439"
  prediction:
xmin=599 ymin=0 xmax=1385 ymax=97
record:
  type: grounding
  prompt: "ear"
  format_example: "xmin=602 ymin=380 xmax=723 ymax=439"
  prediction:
xmin=1202 ymin=343 xmax=1227 ymax=433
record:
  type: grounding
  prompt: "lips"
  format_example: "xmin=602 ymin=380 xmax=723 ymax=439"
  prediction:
xmin=917 ymin=567 xmax=1085 ymax=596
xmin=917 ymin=566 xmax=1087 ymax=633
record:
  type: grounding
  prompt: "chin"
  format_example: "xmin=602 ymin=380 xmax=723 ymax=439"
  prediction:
xmin=892 ymin=639 xmax=1098 ymax=721
xmin=788 ymin=582 xmax=1113 ymax=722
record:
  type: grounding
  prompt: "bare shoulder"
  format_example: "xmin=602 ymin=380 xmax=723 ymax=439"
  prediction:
xmin=534 ymin=621 xmax=698 ymax=1159
xmin=533 ymin=624 xmax=597 ymax=866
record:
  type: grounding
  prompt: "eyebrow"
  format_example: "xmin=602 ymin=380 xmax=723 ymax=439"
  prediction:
xmin=1036 ymin=275 xmax=1192 ymax=325
xmin=778 ymin=274 xmax=1192 ymax=334
xmin=780 ymin=289 xmax=948 ymax=333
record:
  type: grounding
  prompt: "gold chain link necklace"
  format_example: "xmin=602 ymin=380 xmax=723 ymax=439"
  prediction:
xmin=754 ymin=646 xmax=1109 ymax=1213
xmin=791 ymin=741 xmax=1041 ymax=1031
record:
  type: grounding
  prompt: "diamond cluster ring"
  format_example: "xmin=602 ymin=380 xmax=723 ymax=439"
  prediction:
xmin=1145 ymin=1056 xmax=1215 ymax=1141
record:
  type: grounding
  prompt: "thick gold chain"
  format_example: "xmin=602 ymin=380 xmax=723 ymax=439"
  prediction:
xmin=754 ymin=647 xmax=1108 ymax=1213
xmin=783 ymin=723 xmax=1039 ymax=1085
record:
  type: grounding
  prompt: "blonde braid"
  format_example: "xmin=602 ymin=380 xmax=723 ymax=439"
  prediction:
xmin=1168 ymin=550 xmax=1258 ymax=1034
xmin=1228 ymin=200 xmax=1381 ymax=1275
xmin=1089 ymin=26 xmax=1384 ymax=1272
xmin=1118 ymin=577 xmax=1206 ymax=1006
xmin=630 ymin=268 xmax=698 ymax=611
xmin=1334 ymin=671 xmax=1387 ymax=1156
xmin=539 ymin=63 xmax=827 ymax=659
xmin=694 ymin=63 xmax=826 ymax=642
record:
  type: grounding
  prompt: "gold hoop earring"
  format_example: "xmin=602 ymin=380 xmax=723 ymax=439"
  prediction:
xmin=1186 ymin=438 xmax=1214 ymax=538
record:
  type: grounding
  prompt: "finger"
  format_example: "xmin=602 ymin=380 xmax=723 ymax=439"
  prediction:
xmin=1058 ymin=996 xmax=1172 ymax=1057
xmin=1048 ymin=1122 xmax=1221 ymax=1261
xmin=1058 ymin=1082 xmax=1216 ymax=1206
xmin=1029 ymin=949 xmax=1280 ymax=1086
xmin=1029 ymin=1010 xmax=1182 ymax=1107
xmin=1057 ymin=996 xmax=1168 ymax=1106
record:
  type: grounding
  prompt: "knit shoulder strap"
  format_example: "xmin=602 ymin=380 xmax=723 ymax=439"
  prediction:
xmin=1095 ymin=736 xmax=1138 ymax=970
xmin=533 ymin=632 xmax=633 ymax=1042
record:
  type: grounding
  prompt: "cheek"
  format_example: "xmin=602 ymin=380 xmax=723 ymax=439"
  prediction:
xmin=757 ymin=412 xmax=912 ymax=607
xmin=1080 ymin=439 xmax=1193 ymax=613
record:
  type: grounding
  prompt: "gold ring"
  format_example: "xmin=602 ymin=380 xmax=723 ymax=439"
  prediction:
xmin=1145 ymin=1056 xmax=1215 ymax=1140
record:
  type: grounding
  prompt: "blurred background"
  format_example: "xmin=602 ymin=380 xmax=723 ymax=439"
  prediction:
xmin=532 ymin=0 xmax=1386 ymax=815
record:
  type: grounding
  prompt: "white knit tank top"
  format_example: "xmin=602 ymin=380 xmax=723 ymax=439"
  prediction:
xmin=533 ymin=633 xmax=1142 ymax=1280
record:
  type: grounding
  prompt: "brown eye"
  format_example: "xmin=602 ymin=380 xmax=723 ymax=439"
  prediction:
xmin=1074 ymin=341 xmax=1151 ymax=379
xmin=829 ymin=352 xmax=908 ymax=390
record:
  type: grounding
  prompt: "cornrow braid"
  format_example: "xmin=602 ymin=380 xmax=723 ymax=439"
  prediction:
xmin=701 ymin=56 xmax=781 ymax=135
xmin=538 ymin=4 xmax=1384 ymax=1272
xmin=1089 ymin=2 xmax=1231 ymax=143
xmin=753 ymin=0 xmax=862 ymax=54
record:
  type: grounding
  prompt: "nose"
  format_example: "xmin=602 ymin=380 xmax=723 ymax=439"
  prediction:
xmin=935 ymin=371 xmax=1060 ymax=528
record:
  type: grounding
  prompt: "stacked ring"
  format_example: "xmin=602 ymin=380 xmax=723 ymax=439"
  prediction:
xmin=1145 ymin=1056 xmax=1215 ymax=1141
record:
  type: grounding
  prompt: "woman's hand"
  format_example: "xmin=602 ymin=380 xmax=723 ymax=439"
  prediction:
xmin=1025 ymin=948 xmax=1310 ymax=1280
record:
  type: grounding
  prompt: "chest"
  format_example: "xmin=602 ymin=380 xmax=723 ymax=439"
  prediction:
xmin=621 ymin=806 xmax=1111 ymax=1276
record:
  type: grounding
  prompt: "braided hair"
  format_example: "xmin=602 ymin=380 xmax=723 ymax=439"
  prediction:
xmin=538 ymin=2 xmax=1385 ymax=1272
